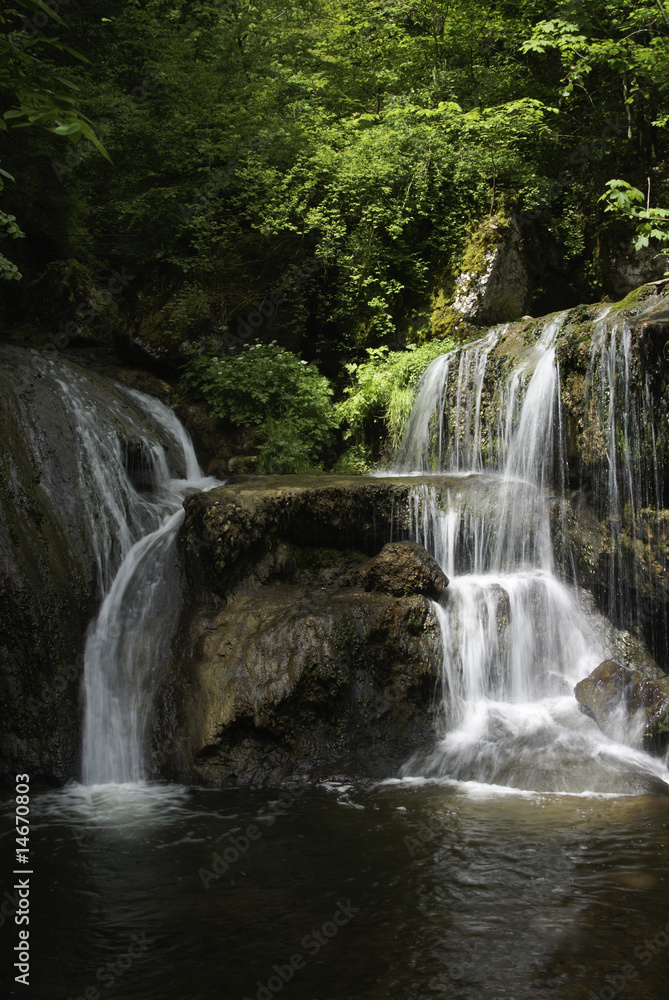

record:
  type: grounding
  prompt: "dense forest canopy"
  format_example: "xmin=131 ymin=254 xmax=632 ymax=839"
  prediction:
xmin=1 ymin=1 xmax=668 ymax=467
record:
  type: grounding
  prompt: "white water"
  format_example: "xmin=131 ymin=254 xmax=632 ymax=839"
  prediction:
xmin=394 ymin=313 xmax=669 ymax=794
xmin=51 ymin=370 xmax=219 ymax=786
xmin=583 ymin=316 xmax=667 ymax=641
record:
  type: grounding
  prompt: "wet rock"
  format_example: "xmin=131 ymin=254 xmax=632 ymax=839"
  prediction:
xmin=155 ymin=474 xmax=493 ymax=784
xmin=153 ymin=586 xmax=441 ymax=786
xmin=180 ymin=473 xmax=512 ymax=602
xmin=174 ymin=402 xmax=256 ymax=472
xmin=228 ymin=455 xmax=258 ymax=474
xmin=77 ymin=359 xmax=173 ymax=404
xmin=574 ymin=659 xmax=669 ymax=754
xmin=359 ymin=541 xmax=448 ymax=599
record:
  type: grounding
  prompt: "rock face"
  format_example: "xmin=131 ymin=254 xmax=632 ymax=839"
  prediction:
xmin=451 ymin=218 xmax=529 ymax=325
xmin=551 ymin=288 xmax=669 ymax=666
xmin=360 ymin=540 xmax=448 ymax=599
xmin=153 ymin=476 xmax=455 ymax=785
xmin=606 ymin=244 xmax=668 ymax=297
xmin=574 ymin=659 xmax=669 ymax=754
xmin=178 ymin=473 xmax=473 ymax=596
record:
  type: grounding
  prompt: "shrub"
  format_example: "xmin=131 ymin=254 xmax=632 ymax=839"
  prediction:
xmin=178 ymin=342 xmax=335 ymax=471
xmin=336 ymin=339 xmax=456 ymax=452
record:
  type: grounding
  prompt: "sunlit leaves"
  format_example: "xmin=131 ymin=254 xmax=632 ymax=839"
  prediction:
xmin=600 ymin=178 xmax=669 ymax=255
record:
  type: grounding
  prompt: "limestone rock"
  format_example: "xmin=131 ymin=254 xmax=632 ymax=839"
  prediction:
xmin=451 ymin=218 xmax=529 ymax=325
xmin=574 ymin=659 xmax=669 ymax=754
xmin=359 ymin=541 xmax=448 ymax=600
xmin=156 ymin=475 xmax=481 ymax=784
xmin=179 ymin=473 xmax=505 ymax=598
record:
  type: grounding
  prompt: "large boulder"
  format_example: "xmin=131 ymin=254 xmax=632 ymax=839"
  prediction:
xmin=451 ymin=217 xmax=529 ymax=325
xmin=153 ymin=474 xmax=477 ymax=784
xmin=153 ymin=584 xmax=441 ymax=786
xmin=359 ymin=540 xmax=448 ymax=599
xmin=574 ymin=659 xmax=669 ymax=754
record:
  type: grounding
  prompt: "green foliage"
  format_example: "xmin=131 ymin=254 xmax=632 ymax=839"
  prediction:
xmin=337 ymin=338 xmax=456 ymax=450
xmin=521 ymin=5 xmax=669 ymax=104
xmin=601 ymin=179 xmax=669 ymax=259
xmin=0 ymin=0 xmax=108 ymax=278
xmin=178 ymin=342 xmax=335 ymax=471
xmin=256 ymin=418 xmax=318 ymax=475
xmin=4 ymin=0 xmax=669 ymax=329
xmin=333 ymin=443 xmax=374 ymax=475
xmin=0 ymin=209 xmax=24 ymax=280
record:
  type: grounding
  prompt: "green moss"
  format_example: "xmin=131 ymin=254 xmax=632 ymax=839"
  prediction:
xmin=429 ymin=299 xmax=473 ymax=341
xmin=653 ymin=708 xmax=669 ymax=735
xmin=460 ymin=216 xmax=509 ymax=274
xmin=611 ymin=284 xmax=656 ymax=314
xmin=426 ymin=217 xmax=509 ymax=341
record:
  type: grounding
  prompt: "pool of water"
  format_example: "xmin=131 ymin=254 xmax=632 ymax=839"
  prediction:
xmin=2 ymin=780 xmax=669 ymax=1000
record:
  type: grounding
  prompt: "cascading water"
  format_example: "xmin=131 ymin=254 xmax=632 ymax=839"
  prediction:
xmin=48 ymin=360 xmax=217 ymax=785
xmin=393 ymin=310 xmax=669 ymax=794
xmin=581 ymin=314 xmax=668 ymax=656
xmin=82 ymin=397 xmax=216 ymax=786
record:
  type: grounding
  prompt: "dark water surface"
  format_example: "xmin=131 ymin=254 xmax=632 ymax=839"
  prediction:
xmin=2 ymin=781 xmax=669 ymax=1000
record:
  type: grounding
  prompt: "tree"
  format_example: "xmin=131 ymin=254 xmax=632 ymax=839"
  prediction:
xmin=0 ymin=0 xmax=107 ymax=279
xmin=520 ymin=2 xmax=669 ymax=157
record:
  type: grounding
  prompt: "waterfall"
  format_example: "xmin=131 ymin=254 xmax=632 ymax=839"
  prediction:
xmin=80 ymin=390 xmax=216 ymax=786
xmin=582 ymin=315 xmax=668 ymax=652
xmin=393 ymin=310 xmax=669 ymax=793
xmin=394 ymin=329 xmax=501 ymax=472
xmin=48 ymin=360 xmax=217 ymax=785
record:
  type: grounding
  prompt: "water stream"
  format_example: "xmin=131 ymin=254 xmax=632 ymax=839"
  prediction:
xmin=392 ymin=311 xmax=669 ymax=795
xmin=48 ymin=361 xmax=218 ymax=785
